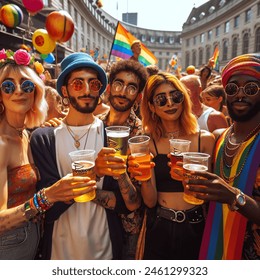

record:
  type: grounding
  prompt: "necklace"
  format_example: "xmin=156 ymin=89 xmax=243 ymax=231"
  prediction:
xmin=163 ymin=130 xmax=179 ymax=139
xmin=6 ymin=119 xmax=26 ymax=138
xmin=65 ymin=119 xmax=95 ymax=149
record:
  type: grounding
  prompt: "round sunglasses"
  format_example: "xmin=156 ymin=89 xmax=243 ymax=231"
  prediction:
xmin=153 ymin=91 xmax=184 ymax=107
xmin=112 ymin=80 xmax=138 ymax=96
xmin=1 ymin=80 xmax=35 ymax=94
xmin=69 ymin=78 xmax=102 ymax=92
xmin=225 ymin=82 xmax=260 ymax=96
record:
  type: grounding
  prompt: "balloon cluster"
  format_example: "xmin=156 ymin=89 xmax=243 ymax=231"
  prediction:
xmin=0 ymin=1 xmax=75 ymax=65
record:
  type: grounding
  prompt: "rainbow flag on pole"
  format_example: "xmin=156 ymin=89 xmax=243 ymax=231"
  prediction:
xmin=110 ymin=22 xmax=158 ymax=66
xmin=212 ymin=46 xmax=220 ymax=71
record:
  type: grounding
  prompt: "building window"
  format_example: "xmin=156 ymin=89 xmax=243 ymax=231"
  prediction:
xmin=255 ymin=27 xmax=260 ymax=52
xmin=199 ymin=49 xmax=203 ymax=66
xmin=216 ymin=26 xmax=220 ymax=37
xmin=193 ymin=36 xmax=197 ymax=45
xmin=242 ymin=33 xmax=249 ymax=53
xmin=224 ymin=21 xmax=230 ymax=33
xmin=208 ymin=30 xmax=212 ymax=41
xmin=206 ymin=46 xmax=211 ymax=62
xmin=150 ymin=36 xmax=155 ymax=43
xmin=185 ymin=52 xmax=190 ymax=68
xmin=232 ymin=37 xmax=238 ymax=58
xmin=245 ymin=9 xmax=251 ymax=23
xmin=200 ymin=33 xmax=205 ymax=43
xmin=258 ymin=3 xmax=260 ymax=16
xmin=222 ymin=41 xmax=228 ymax=61
xmin=234 ymin=15 xmax=239 ymax=28
xmin=186 ymin=38 xmax=190 ymax=47
xmin=169 ymin=37 xmax=174 ymax=44
xmin=192 ymin=51 xmax=196 ymax=66
xmin=159 ymin=36 xmax=164 ymax=44
xmin=141 ymin=34 xmax=146 ymax=42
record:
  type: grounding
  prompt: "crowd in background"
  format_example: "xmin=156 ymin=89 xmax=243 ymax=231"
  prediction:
xmin=0 ymin=45 xmax=259 ymax=260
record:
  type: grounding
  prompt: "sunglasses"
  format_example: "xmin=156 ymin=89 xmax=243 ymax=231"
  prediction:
xmin=69 ymin=78 xmax=102 ymax=92
xmin=112 ymin=80 xmax=138 ymax=96
xmin=1 ymin=80 xmax=35 ymax=94
xmin=225 ymin=82 xmax=259 ymax=96
xmin=153 ymin=91 xmax=184 ymax=107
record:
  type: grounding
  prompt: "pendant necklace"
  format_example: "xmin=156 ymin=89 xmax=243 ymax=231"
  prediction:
xmin=65 ymin=119 xmax=95 ymax=149
xmin=6 ymin=119 xmax=26 ymax=139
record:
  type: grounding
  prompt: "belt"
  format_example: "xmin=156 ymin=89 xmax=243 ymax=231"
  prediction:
xmin=156 ymin=205 xmax=204 ymax=224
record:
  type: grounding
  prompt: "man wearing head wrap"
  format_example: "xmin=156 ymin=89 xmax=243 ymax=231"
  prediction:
xmin=130 ymin=40 xmax=141 ymax=62
xmin=183 ymin=53 xmax=260 ymax=259
xmin=30 ymin=52 xmax=132 ymax=260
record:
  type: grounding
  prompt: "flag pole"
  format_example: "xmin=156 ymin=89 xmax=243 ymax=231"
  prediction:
xmin=106 ymin=21 xmax=119 ymax=72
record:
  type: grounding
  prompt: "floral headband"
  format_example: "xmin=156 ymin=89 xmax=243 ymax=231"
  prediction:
xmin=0 ymin=49 xmax=45 ymax=79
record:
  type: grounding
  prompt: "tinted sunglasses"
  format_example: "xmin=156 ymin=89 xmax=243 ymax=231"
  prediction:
xmin=153 ymin=91 xmax=184 ymax=107
xmin=69 ymin=78 xmax=102 ymax=92
xmin=1 ymin=80 xmax=35 ymax=94
xmin=112 ymin=80 xmax=138 ymax=96
xmin=225 ymin=82 xmax=259 ymax=96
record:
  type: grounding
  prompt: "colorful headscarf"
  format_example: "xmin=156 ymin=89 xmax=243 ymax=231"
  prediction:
xmin=221 ymin=53 xmax=260 ymax=86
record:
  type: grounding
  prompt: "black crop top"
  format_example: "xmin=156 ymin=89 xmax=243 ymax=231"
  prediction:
xmin=152 ymin=132 xmax=201 ymax=193
xmin=153 ymin=153 xmax=184 ymax=192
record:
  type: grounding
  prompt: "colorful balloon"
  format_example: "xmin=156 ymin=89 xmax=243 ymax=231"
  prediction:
xmin=44 ymin=53 xmax=55 ymax=63
xmin=186 ymin=65 xmax=196 ymax=75
xmin=32 ymin=29 xmax=56 ymax=54
xmin=45 ymin=11 xmax=74 ymax=42
xmin=0 ymin=4 xmax=23 ymax=28
xmin=22 ymin=0 xmax=43 ymax=14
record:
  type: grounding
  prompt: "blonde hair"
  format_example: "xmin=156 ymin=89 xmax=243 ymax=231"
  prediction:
xmin=141 ymin=72 xmax=198 ymax=141
xmin=0 ymin=64 xmax=48 ymax=128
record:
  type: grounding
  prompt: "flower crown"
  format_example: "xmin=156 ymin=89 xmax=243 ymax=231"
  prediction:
xmin=0 ymin=49 xmax=45 ymax=78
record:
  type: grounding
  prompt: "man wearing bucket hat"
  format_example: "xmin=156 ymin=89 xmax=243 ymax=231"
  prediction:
xmin=130 ymin=40 xmax=142 ymax=62
xmin=30 ymin=52 xmax=130 ymax=260
xmin=184 ymin=53 xmax=260 ymax=259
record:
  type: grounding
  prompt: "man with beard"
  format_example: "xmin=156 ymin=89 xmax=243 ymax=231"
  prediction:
xmin=30 ymin=53 xmax=133 ymax=259
xmin=99 ymin=59 xmax=148 ymax=259
xmin=183 ymin=54 xmax=260 ymax=259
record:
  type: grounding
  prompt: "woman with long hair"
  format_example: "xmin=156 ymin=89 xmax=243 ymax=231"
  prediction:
xmin=137 ymin=72 xmax=215 ymax=259
xmin=0 ymin=49 xmax=96 ymax=259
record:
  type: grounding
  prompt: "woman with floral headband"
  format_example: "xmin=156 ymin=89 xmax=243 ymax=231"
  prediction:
xmin=0 ymin=49 xmax=97 ymax=259
xmin=131 ymin=72 xmax=215 ymax=259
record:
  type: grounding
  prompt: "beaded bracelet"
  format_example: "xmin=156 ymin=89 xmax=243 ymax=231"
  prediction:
xmin=40 ymin=188 xmax=53 ymax=207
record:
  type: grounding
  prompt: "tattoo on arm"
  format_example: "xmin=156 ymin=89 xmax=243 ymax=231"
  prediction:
xmin=92 ymin=189 xmax=115 ymax=210
xmin=117 ymin=173 xmax=140 ymax=204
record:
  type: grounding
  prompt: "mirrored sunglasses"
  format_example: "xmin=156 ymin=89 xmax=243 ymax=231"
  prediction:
xmin=112 ymin=80 xmax=138 ymax=96
xmin=1 ymin=80 xmax=35 ymax=94
xmin=225 ymin=82 xmax=259 ymax=96
xmin=69 ymin=78 xmax=102 ymax=92
xmin=153 ymin=91 xmax=184 ymax=107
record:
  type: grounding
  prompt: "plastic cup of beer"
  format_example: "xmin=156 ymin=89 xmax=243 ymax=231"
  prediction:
xmin=169 ymin=139 xmax=191 ymax=181
xmin=105 ymin=126 xmax=130 ymax=174
xmin=182 ymin=152 xmax=210 ymax=205
xmin=69 ymin=149 xmax=96 ymax=203
xmin=128 ymin=135 xmax=151 ymax=181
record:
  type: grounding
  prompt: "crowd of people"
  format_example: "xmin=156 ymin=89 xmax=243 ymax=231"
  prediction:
xmin=0 ymin=45 xmax=259 ymax=260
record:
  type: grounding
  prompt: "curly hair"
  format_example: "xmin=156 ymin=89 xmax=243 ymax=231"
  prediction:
xmin=141 ymin=72 xmax=198 ymax=141
xmin=109 ymin=60 xmax=148 ymax=93
xmin=0 ymin=64 xmax=48 ymax=128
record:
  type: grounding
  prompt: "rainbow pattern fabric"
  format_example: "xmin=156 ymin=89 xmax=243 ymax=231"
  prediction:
xmin=199 ymin=129 xmax=260 ymax=260
xmin=212 ymin=46 xmax=219 ymax=71
xmin=110 ymin=22 xmax=158 ymax=66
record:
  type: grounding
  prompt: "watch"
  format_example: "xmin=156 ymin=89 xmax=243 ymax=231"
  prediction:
xmin=24 ymin=201 xmax=37 ymax=221
xmin=228 ymin=189 xmax=246 ymax=211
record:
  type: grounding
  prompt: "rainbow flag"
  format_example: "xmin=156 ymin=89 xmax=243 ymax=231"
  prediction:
xmin=212 ymin=46 xmax=220 ymax=71
xmin=110 ymin=22 xmax=158 ymax=66
xmin=199 ymin=130 xmax=260 ymax=259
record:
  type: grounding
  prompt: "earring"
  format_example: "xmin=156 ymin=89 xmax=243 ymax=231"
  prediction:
xmin=133 ymin=101 xmax=138 ymax=112
xmin=62 ymin=97 xmax=70 ymax=106
xmin=0 ymin=102 xmax=5 ymax=114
